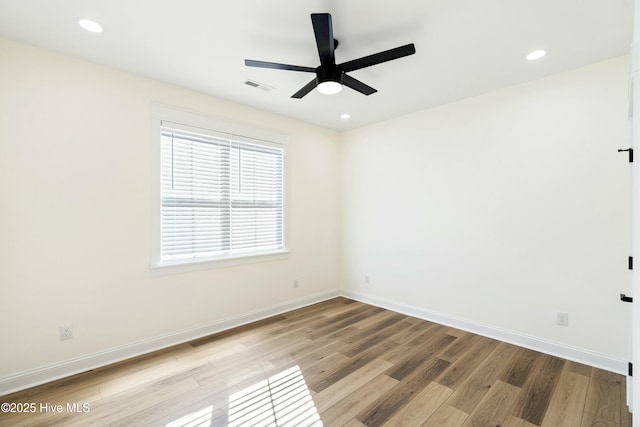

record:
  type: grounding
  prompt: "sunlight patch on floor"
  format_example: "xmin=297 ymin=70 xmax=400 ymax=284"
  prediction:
xmin=228 ymin=365 xmax=323 ymax=427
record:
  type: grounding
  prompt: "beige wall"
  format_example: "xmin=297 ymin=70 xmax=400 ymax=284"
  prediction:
xmin=0 ymin=38 xmax=341 ymax=379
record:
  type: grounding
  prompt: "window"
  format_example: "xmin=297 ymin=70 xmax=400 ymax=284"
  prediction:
xmin=151 ymin=105 xmax=288 ymax=269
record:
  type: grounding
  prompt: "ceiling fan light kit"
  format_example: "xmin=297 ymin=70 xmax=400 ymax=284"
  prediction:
xmin=317 ymin=80 xmax=343 ymax=95
xmin=245 ymin=13 xmax=416 ymax=98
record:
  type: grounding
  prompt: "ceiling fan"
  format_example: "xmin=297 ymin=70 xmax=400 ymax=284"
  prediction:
xmin=244 ymin=13 xmax=416 ymax=98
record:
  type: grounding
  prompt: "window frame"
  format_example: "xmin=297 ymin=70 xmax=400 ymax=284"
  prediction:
xmin=150 ymin=103 xmax=290 ymax=274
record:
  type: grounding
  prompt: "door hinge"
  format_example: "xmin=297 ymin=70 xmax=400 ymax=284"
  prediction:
xmin=629 ymin=362 xmax=633 ymax=377
xmin=618 ymin=148 xmax=634 ymax=163
xmin=620 ymin=293 xmax=633 ymax=303
xmin=630 ymin=256 xmax=634 ymax=270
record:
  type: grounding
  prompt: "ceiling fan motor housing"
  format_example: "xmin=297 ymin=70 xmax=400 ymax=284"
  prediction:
xmin=316 ymin=65 xmax=343 ymax=85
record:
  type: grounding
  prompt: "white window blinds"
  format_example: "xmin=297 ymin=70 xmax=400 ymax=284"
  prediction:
xmin=160 ymin=123 xmax=285 ymax=263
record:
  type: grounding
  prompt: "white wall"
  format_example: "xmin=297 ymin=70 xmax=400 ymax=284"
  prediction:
xmin=0 ymin=38 xmax=341 ymax=385
xmin=340 ymin=56 xmax=631 ymax=364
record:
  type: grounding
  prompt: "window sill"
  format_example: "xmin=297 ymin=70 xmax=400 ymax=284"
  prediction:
xmin=149 ymin=249 xmax=291 ymax=276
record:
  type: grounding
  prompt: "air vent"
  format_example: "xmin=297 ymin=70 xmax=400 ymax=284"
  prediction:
xmin=244 ymin=80 xmax=274 ymax=92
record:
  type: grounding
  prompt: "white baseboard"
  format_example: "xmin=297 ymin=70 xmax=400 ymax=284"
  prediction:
xmin=341 ymin=289 xmax=628 ymax=376
xmin=0 ymin=289 xmax=340 ymax=397
xmin=1 ymin=288 xmax=627 ymax=396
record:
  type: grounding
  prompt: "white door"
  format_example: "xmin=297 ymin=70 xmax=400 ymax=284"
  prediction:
xmin=630 ymin=69 xmax=637 ymax=415
xmin=631 ymin=2 xmax=640 ymax=420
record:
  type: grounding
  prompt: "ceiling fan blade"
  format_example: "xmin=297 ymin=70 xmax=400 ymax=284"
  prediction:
xmin=342 ymin=74 xmax=377 ymax=96
xmin=311 ymin=13 xmax=336 ymax=68
xmin=341 ymin=43 xmax=416 ymax=73
xmin=245 ymin=59 xmax=315 ymax=73
xmin=291 ymin=78 xmax=318 ymax=98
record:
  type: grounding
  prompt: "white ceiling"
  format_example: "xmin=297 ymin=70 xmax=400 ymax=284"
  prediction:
xmin=0 ymin=0 xmax=634 ymax=131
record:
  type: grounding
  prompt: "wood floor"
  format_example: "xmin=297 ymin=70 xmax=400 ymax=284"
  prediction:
xmin=0 ymin=297 xmax=632 ymax=427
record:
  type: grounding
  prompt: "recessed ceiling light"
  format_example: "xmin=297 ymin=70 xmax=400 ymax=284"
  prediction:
xmin=340 ymin=113 xmax=351 ymax=119
xmin=526 ymin=50 xmax=546 ymax=61
xmin=78 ymin=19 xmax=103 ymax=33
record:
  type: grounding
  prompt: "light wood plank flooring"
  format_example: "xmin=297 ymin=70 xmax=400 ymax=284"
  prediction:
xmin=0 ymin=298 xmax=632 ymax=426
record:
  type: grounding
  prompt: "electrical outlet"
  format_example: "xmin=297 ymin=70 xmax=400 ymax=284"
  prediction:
xmin=556 ymin=312 xmax=568 ymax=326
xmin=364 ymin=275 xmax=370 ymax=284
xmin=60 ymin=324 xmax=73 ymax=341
xmin=293 ymin=279 xmax=299 ymax=288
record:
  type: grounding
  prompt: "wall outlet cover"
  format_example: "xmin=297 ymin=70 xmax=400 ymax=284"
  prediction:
xmin=60 ymin=324 xmax=73 ymax=341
